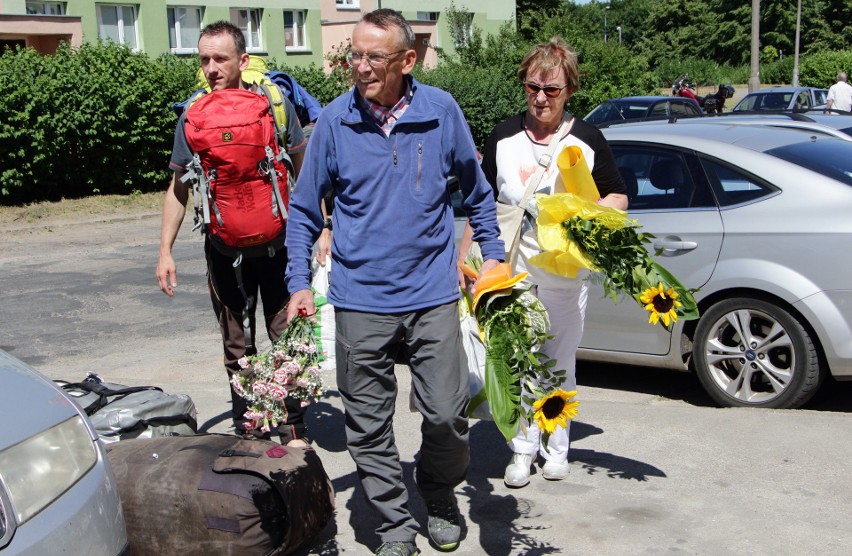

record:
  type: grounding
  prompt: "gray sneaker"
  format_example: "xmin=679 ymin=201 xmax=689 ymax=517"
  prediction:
xmin=374 ymin=541 xmax=419 ymax=556
xmin=426 ymin=497 xmax=461 ymax=551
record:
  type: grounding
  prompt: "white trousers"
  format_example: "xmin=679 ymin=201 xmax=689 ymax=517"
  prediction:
xmin=508 ymin=282 xmax=587 ymax=463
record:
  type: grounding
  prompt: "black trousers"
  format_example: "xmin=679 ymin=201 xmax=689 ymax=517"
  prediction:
xmin=205 ymin=239 xmax=306 ymax=442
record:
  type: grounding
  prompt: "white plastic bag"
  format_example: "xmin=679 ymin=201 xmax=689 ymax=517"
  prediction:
xmin=461 ymin=300 xmax=491 ymax=421
xmin=311 ymin=258 xmax=336 ymax=371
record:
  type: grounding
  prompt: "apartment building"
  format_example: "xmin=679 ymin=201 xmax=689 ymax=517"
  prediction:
xmin=0 ymin=0 xmax=514 ymax=69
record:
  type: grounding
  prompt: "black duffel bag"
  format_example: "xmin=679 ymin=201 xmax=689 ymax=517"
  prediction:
xmin=105 ymin=433 xmax=335 ymax=556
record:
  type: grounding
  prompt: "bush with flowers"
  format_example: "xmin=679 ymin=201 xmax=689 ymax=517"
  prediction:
xmin=230 ymin=313 xmax=324 ymax=435
xmin=324 ymin=37 xmax=352 ymax=90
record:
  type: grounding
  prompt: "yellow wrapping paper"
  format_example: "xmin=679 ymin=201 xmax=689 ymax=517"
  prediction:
xmin=530 ymin=146 xmax=627 ymax=278
xmin=556 ymin=145 xmax=601 ymax=201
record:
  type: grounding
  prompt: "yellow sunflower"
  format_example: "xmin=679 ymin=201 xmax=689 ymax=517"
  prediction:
xmin=533 ymin=389 xmax=580 ymax=434
xmin=639 ymin=282 xmax=682 ymax=327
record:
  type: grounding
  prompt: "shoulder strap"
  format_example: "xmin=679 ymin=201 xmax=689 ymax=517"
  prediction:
xmin=258 ymin=81 xmax=288 ymax=142
xmin=518 ymin=117 xmax=571 ymax=211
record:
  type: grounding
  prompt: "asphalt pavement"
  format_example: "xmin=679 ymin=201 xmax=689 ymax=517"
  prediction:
xmin=2 ymin=211 xmax=851 ymax=555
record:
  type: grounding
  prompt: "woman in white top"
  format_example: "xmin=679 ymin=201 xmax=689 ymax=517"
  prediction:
xmin=462 ymin=36 xmax=628 ymax=488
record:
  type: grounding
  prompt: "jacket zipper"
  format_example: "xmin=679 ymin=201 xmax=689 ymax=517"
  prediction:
xmin=416 ymin=142 xmax=423 ymax=191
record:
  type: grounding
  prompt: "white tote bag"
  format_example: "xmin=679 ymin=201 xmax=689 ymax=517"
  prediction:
xmin=310 ymin=258 xmax=336 ymax=372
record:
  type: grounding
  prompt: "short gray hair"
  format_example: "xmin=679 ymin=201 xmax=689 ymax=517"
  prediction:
xmin=359 ymin=9 xmax=415 ymax=50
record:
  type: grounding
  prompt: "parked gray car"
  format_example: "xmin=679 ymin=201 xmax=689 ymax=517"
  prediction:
xmin=732 ymin=86 xmax=828 ymax=112
xmin=700 ymin=112 xmax=852 ymax=141
xmin=0 ymin=350 xmax=128 ymax=555
xmin=576 ymin=121 xmax=852 ymax=409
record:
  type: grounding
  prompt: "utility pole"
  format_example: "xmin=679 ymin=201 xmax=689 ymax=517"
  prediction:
xmin=792 ymin=0 xmax=802 ymax=86
xmin=617 ymin=26 xmax=622 ymax=46
xmin=748 ymin=0 xmax=760 ymax=93
xmin=604 ymin=6 xmax=609 ymax=43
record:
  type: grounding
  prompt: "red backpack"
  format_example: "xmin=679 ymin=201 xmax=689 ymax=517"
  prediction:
xmin=183 ymin=88 xmax=291 ymax=252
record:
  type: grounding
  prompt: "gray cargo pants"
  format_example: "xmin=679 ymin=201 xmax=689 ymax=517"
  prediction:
xmin=335 ymin=302 xmax=469 ymax=543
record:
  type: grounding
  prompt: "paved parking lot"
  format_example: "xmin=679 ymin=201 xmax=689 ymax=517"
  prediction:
xmin=2 ymin=210 xmax=851 ymax=555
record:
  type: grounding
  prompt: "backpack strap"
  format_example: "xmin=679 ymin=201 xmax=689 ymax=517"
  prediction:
xmin=263 ymin=145 xmax=288 ymax=221
xmin=184 ymin=153 xmax=222 ymax=233
xmin=257 ymin=82 xmax=296 ymax=186
xmin=257 ymin=82 xmax=287 ymax=142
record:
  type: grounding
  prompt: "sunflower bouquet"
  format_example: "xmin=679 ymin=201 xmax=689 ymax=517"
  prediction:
xmin=460 ymin=259 xmax=579 ymax=446
xmin=230 ymin=312 xmax=324 ymax=434
xmin=529 ymin=145 xmax=698 ymax=329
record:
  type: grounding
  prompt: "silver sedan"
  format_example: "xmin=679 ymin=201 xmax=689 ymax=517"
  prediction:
xmin=0 ymin=350 xmax=128 ymax=554
xmin=577 ymin=121 xmax=852 ymax=408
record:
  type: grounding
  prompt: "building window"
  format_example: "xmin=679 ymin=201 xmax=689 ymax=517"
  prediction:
xmin=26 ymin=2 xmax=66 ymax=14
xmin=168 ymin=7 xmax=203 ymax=53
xmin=416 ymin=12 xmax=438 ymax=21
xmin=336 ymin=0 xmax=359 ymax=9
xmin=97 ymin=4 xmax=139 ymax=50
xmin=231 ymin=8 xmax=262 ymax=51
xmin=283 ymin=10 xmax=307 ymax=50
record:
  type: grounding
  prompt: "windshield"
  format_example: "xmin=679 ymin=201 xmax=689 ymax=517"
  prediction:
xmin=767 ymin=140 xmax=852 ymax=186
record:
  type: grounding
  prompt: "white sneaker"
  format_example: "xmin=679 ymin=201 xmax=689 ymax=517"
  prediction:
xmin=542 ymin=459 xmax=570 ymax=480
xmin=504 ymin=453 xmax=533 ymax=487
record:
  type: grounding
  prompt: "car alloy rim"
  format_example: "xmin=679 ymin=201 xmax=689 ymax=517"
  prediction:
xmin=703 ymin=308 xmax=794 ymax=404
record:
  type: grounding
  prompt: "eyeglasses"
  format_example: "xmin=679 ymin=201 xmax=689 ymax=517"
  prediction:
xmin=346 ymin=49 xmax=406 ymax=68
xmin=523 ymin=82 xmax=569 ymax=98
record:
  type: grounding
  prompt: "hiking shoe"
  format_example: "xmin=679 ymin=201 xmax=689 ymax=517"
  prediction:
xmin=374 ymin=541 xmax=419 ymax=556
xmin=542 ymin=459 xmax=570 ymax=481
xmin=504 ymin=453 xmax=533 ymax=488
xmin=426 ymin=497 xmax=461 ymax=551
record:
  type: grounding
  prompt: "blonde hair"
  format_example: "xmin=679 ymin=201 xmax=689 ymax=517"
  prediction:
xmin=517 ymin=36 xmax=580 ymax=93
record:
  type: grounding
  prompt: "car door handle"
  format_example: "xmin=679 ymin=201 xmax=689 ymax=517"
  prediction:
xmin=653 ymin=237 xmax=698 ymax=253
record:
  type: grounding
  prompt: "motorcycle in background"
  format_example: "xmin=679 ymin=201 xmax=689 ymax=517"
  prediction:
xmin=672 ymin=76 xmax=735 ymax=114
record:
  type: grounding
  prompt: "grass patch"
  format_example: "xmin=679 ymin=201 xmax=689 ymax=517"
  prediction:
xmin=0 ymin=192 xmax=164 ymax=227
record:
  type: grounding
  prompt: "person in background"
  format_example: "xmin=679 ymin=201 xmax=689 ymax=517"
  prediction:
xmin=284 ymin=9 xmax=503 ymax=556
xmin=156 ymin=21 xmax=310 ymax=447
xmin=460 ymin=36 xmax=628 ymax=488
xmin=826 ymin=72 xmax=852 ymax=113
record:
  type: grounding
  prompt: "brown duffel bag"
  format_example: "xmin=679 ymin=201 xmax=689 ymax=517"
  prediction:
xmin=105 ymin=433 xmax=335 ymax=555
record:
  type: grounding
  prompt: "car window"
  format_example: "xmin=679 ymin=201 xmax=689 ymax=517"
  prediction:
xmin=796 ymin=92 xmax=810 ymax=110
xmin=611 ymin=146 xmax=703 ymax=210
xmin=759 ymin=93 xmax=789 ymax=111
xmin=735 ymin=95 xmax=756 ymax=111
xmin=671 ymin=101 xmax=700 ymax=116
xmin=768 ymin=140 xmax=852 ymax=186
xmin=815 ymin=89 xmax=828 ymax=105
xmin=649 ymin=102 xmax=669 ymax=116
xmin=585 ymin=102 xmax=623 ymax=125
xmin=448 ymin=176 xmax=466 ymax=217
xmin=699 ymin=159 xmax=776 ymax=207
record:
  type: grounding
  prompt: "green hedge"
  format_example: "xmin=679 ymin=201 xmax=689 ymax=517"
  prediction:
xmin=0 ymin=42 xmax=196 ymax=204
xmin=14 ymin=41 xmax=843 ymax=205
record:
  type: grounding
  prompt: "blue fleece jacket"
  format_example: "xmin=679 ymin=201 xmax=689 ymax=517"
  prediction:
xmin=285 ymin=78 xmax=504 ymax=312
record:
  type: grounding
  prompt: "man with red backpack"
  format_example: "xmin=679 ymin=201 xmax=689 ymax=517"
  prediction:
xmin=156 ymin=21 xmax=308 ymax=446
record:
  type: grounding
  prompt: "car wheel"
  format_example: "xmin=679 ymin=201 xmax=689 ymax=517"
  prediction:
xmin=693 ymin=297 xmax=822 ymax=409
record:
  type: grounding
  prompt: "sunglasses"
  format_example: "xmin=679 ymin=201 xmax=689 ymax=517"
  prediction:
xmin=523 ymin=82 xmax=569 ymax=98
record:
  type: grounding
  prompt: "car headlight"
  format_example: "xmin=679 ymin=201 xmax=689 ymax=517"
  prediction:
xmin=0 ymin=415 xmax=97 ymax=526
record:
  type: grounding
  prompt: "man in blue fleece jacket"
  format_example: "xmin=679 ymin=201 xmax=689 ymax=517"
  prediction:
xmin=284 ymin=9 xmax=503 ymax=556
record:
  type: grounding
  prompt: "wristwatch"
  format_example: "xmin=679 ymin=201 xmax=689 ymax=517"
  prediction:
xmin=323 ymin=217 xmax=333 ymax=231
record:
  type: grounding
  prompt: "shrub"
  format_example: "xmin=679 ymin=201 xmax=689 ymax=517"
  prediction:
xmin=0 ymin=42 xmax=195 ymax=204
xmin=415 ymin=62 xmax=526 ymax=150
xmin=799 ymin=50 xmax=852 ymax=88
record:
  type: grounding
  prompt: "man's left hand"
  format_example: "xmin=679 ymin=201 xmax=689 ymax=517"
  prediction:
xmin=471 ymin=258 xmax=502 ymax=294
